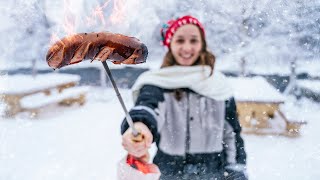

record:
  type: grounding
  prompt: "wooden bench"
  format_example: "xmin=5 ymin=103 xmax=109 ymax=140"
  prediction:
xmin=228 ymin=76 xmax=307 ymax=137
xmin=0 ymin=73 xmax=85 ymax=117
xmin=19 ymin=86 xmax=89 ymax=117
xmin=277 ymin=110 xmax=307 ymax=137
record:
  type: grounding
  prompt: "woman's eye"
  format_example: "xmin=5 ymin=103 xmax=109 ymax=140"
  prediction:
xmin=176 ymin=39 xmax=184 ymax=44
xmin=190 ymin=39 xmax=199 ymax=44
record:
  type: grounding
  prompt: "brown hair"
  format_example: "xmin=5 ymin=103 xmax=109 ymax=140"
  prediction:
xmin=160 ymin=29 xmax=216 ymax=100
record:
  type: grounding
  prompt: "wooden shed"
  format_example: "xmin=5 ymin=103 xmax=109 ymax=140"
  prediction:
xmin=227 ymin=76 xmax=305 ymax=137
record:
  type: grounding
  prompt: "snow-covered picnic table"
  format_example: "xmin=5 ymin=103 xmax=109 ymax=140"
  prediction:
xmin=228 ymin=76 xmax=286 ymax=103
xmin=227 ymin=76 xmax=305 ymax=136
xmin=0 ymin=73 xmax=80 ymax=95
xmin=0 ymin=73 xmax=88 ymax=117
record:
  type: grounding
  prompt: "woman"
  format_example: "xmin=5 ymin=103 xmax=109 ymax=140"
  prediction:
xmin=121 ymin=15 xmax=248 ymax=180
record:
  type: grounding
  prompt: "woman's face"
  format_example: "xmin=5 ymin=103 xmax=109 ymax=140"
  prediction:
xmin=170 ymin=24 xmax=203 ymax=66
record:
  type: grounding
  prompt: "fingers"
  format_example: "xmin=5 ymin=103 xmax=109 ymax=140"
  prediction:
xmin=122 ymin=134 xmax=147 ymax=156
xmin=122 ymin=138 xmax=148 ymax=157
xmin=135 ymin=122 xmax=153 ymax=144
xmin=121 ymin=122 xmax=153 ymax=157
xmin=140 ymin=128 xmax=152 ymax=148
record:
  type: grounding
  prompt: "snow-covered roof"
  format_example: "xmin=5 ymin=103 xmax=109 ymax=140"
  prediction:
xmin=297 ymin=80 xmax=320 ymax=94
xmin=228 ymin=76 xmax=286 ymax=103
xmin=0 ymin=73 xmax=80 ymax=95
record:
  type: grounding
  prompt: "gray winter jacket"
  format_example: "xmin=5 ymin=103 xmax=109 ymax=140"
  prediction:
xmin=121 ymin=85 xmax=247 ymax=179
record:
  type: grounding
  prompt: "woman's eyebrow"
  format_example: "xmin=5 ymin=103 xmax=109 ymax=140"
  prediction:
xmin=176 ymin=35 xmax=199 ymax=38
xmin=176 ymin=35 xmax=185 ymax=38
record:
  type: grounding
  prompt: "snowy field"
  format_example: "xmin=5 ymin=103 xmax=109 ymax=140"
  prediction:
xmin=0 ymin=87 xmax=320 ymax=180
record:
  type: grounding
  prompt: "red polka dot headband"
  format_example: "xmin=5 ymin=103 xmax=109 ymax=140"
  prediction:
xmin=160 ymin=15 xmax=205 ymax=47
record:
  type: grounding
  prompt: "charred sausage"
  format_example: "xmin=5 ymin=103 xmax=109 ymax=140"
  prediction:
xmin=46 ymin=32 xmax=148 ymax=69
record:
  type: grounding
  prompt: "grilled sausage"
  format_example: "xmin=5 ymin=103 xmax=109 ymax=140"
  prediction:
xmin=46 ymin=32 xmax=148 ymax=69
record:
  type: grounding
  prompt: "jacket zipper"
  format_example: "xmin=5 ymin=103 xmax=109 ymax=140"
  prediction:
xmin=186 ymin=91 xmax=190 ymax=154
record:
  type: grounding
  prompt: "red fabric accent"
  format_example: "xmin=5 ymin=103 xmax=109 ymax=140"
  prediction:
xmin=126 ymin=155 xmax=159 ymax=174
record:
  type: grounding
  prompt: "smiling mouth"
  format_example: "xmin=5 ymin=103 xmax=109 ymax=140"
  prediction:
xmin=180 ymin=54 xmax=193 ymax=59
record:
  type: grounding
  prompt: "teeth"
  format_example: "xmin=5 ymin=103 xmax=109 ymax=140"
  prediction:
xmin=181 ymin=55 xmax=192 ymax=59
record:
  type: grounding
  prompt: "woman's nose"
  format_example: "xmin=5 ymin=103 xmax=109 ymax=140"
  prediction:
xmin=182 ymin=42 xmax=192 ymax=52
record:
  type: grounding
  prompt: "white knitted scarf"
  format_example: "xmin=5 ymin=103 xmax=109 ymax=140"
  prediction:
xmin=131 ymin=65 xmax=233 ymax=103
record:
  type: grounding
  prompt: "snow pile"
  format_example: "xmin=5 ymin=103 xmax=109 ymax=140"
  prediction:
xmin=280 ymin=96 xmax=314 ymax=123
xmin=0 ymin=73 xmax=80 ymax=95
xmin=228 ymin=76 xmax=286 ymax=103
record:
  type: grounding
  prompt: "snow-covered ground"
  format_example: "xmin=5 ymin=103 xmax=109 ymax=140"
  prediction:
xmin=0 ymin=86 xmax=320 ymax=180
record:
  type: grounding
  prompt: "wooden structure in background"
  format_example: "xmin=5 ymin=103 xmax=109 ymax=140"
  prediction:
xmin=237 ymin=102 xmax=280 ymax=129
xmin=0 ymin=73 xmax=88 ymax=117
xmin=228 ymin=76 xmax=306 ymax=137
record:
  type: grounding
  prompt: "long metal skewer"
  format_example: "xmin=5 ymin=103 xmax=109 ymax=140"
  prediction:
xmin=101 ymin=61 xmax=139 ymax=136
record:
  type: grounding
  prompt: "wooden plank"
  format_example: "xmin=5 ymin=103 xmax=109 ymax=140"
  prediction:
xmin=20 ymin=86 xmax=89 ymax=109
xmin=277 ymin=110 xmax=306 ymax=136
xmin=2 ymin=94 xmax=23 ymax=116
xmin=237 ymin=102 xmax=280 ymax=129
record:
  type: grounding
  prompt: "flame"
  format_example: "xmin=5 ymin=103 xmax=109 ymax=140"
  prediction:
xmin=85 ymin=0 xmax=111 ymax=27
xmin=109 ymin=0 xmax=126 ymax=25
xmin=84 ymin=0 xmax=127 ymax=28
xmin=49 ymin=0 xmax=76 ymax=45
xmin=63 ymin=0 xmax=76 ymax=36
xmin=50 ymin=33 xmax=64 ymax=46
xmin=49 ymin=0 xmax=126 ymax=45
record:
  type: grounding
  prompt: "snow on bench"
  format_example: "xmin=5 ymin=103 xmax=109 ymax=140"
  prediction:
xmin=20 ymin=86 xmax=90 ymax=110
xmin=1 ymin=73 xmax=84 ymax=117
xmin=228 ymin=76 xmax=286 ymax=103
xmin=0 ymin=73 xmax=81 ymax=95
